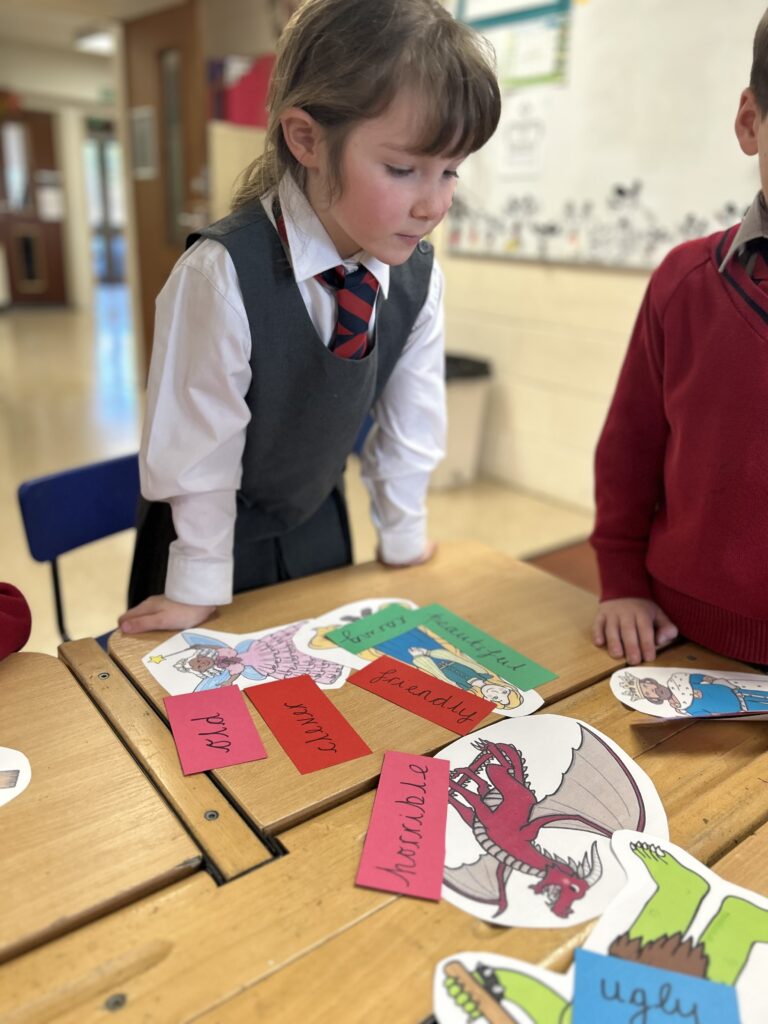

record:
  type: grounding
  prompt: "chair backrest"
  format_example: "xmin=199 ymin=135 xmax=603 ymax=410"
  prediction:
xmin=18 ymin=453 xmax=140 ymax=562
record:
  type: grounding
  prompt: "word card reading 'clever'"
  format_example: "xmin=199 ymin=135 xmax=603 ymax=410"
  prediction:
xmin=350 ymin=656 xmax=496 ymax=734
xmin=356 ymin=751 xmax=450 ymax=901
xmin=244 ymin=675 xmax=371 ymax=773
xmin=164 ymin=686 xmax=267 ymax=775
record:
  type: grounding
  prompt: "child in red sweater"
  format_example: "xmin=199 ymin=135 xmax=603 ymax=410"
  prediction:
xmin=591 ymin=9 xmax=768 ymax=667
xmin=0 ymin=583 xmax=31 ymax=660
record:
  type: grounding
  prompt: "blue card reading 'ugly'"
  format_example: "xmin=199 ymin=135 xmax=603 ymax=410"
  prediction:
xmin=572 ymin=949 xmax=740 ymax=1024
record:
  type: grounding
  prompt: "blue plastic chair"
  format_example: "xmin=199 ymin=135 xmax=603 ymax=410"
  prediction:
xmin=18 ymin=453 xmax=140 ymax=647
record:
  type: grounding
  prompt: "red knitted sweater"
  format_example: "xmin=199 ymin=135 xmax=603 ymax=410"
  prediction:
xmin=591 ymin=225 xmax=768 ymax=663
xmin=0 ymin=583 xmax=31 ymax=660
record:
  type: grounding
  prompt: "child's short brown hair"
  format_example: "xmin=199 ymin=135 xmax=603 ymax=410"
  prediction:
xmin=233 ymin=0 xmax=501 ymax=208
xmin=750 ymin=8 xmax=768 ymax=115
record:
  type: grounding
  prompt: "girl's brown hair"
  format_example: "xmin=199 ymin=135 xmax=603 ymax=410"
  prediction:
xmin=232 ymin=0 xmax=501 ymax=208
xmin=751 ymin=8 xmax=768 ymax=115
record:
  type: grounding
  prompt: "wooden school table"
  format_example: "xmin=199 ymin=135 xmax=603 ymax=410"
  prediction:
xmin=1 ymin=542 xmax=766 ymax=1022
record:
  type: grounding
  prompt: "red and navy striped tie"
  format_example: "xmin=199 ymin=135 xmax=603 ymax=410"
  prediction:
xmin=273 ymin=199 xmax=379 ymax=360
xmin=316 ymin=264 xmax=379 ymax=360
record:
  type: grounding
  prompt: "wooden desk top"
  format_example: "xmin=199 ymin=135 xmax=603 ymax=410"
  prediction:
xmin=0 ymin=652 xmax=202 ymax=964
xmin=2 ymin=642 xmax=766 ymax=1023
xmin=107 ymin=542 xmax=620 ymax=833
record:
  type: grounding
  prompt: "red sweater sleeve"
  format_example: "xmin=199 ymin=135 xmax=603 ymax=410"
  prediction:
xmin=0 ymin=583 xmax=32 ymax=659
xmin=590 ymin=275 xmax=669 ymax=601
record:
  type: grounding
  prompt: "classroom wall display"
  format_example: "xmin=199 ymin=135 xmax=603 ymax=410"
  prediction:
xmin=611 ymin=666 xmax=768 ymax=720
xmin=448 ymin=0 xmax=762 ymax=268
xmin=439 ymin=717 xmax=667 ymax=928
xmin=434 ymin=832 xmax=768 ymax=1023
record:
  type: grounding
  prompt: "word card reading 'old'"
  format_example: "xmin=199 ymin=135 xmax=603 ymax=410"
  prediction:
xmin=164 ymin=686 xmax=267 ymax=775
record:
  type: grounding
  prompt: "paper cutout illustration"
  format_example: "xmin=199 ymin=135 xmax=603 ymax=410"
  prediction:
xmin=439 ymin=717 xmax=667 ymax=928
xmin=571 ymin=949 xmax=739 ymax=1023
xmin=164 ymin=686 xmax=267 ymax=775
xmin=327 ymin=603 xmax=546 ymax=718
xmin=143 ymin=598 xmax=417 ymax=697
xmin=434 ymin=832 xmax=768 ymax=1024
xmin=329 ymin=603 xmax=557 ymax=690
xmin=350 ymin=657 xmax=497 ymax=735
xmin=611 ymin=666 xmax=768 ymax=719
xmin=356 ymin=751 xmax=450 ymax=901
xmin=244 ymin=675 xmax=371 ymax=773
xmin=0 ymin=746 xmax=31 ymax=809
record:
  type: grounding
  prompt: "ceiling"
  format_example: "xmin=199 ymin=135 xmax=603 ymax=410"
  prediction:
xmin=0 ymin=0 xmax=179 ymax=52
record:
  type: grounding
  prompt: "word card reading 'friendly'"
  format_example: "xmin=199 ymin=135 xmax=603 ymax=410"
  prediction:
xmin=164 ymin=686 xmax=267 ymax=775
xmin=350 ymin=656 xmax=496 ymax=734
xmin=356 ymin=750 xmax=449 ymax=901
xmin=245 ymin=675 xmax=371 ymax=773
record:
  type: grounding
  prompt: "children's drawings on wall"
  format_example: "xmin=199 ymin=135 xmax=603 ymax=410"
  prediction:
xmin=439 ymin=717 xmax=667 ymax=928
xmin=143 ymin=598 xmax=416 ymax=697
xmin=0 ymin=747 xmax=30 ymax=809
xmin=612 ymin=667 xmax=768 ymax=720
xmin=450 ymin=0 xmax=760 ymax=268
xmin=434 ymin=832 xmax=768 ymax=1023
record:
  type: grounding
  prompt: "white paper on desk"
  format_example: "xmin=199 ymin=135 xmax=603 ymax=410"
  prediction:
xmin=0 ymin=746 xmax=31 ymax=809
xmin=143 ymin=597 xmax=418 ymax=696
xmin=438 ymin=715 xmax=668 ymax=929
xmin=611 ymin=665 xmax=768 ymax=720
xmin=433 ymin=832 xmax=768 ymax=1024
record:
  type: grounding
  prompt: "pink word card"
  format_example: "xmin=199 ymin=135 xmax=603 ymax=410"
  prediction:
xmin=350 ymin=656 xmax=496 ymax=735
xmin=244 ymin=675 xmax=371 ymax=774
xmin=164 ymin=685 xmax=267 ymax=775
xmin=356 ymin=750 xmax=450 ymax=901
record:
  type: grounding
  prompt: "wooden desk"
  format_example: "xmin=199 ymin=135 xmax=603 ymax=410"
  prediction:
xmin=4 ymin=551 xmax=764 ymax=1022
xmin=0 ymin=652 xmax=202 ymax=964
xmin=107 ymin=542 xmax=619 ymax=833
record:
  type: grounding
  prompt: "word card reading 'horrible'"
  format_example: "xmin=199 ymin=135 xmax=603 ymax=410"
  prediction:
xmin=356 ymin=750 xmax=450 ymax=901
xmin=245 ymin=675 xmax=371 ymax=774
xmin=164 ymin=686 xmax=267 ymax=775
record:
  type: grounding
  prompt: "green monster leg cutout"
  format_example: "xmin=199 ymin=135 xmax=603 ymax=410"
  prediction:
xmin=628 ymin=844 xmax=709 ymax=945
xmin=698 ymin=895 xmax=768 ymax=985
xmin=494 ymin=970 xmax=572 ymax=1024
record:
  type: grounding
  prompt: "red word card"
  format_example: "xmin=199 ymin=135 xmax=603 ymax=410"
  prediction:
xmin=164 ymin=685 xmax=267 ymax=775
xmin=349 ymin=656 xmax=496 ymax=735
xmin=244 ymin=675 xmax=371 ymax=774
xmin=356 ymin=750 xmax=450 ymax=901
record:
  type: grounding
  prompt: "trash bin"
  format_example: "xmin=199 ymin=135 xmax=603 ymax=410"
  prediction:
xmin=430 ymin=354 xmax=492 ymax=490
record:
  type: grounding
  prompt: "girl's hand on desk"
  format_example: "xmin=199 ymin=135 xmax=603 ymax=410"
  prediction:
xmin=377 ymin=540 xmax=437 ymax=568
xmin=592 ymin=597 xmax=678 ymax=665
xmin=118 ymin=596 xmax=216 ymax=634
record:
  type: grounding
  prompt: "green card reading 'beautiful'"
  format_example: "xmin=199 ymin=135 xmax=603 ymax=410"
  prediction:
xmin=327 ymin=603 xmax=557 ymax=692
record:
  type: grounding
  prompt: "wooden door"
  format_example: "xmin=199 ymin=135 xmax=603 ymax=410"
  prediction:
xmin=0 ymin=111 xmax=67 ymax=305
xmin=123 ymin=0 xmax=208 ymax=372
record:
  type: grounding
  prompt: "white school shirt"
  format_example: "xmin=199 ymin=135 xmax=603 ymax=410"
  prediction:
xmin=140 ymin=174 xmax=446 ymax=606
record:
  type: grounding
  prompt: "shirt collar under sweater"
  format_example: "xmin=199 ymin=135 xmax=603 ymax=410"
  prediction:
xmin=718 ymin=191 xmax=768 ymax=274
xmin=261 ymin=174 xmax=390 ymax=300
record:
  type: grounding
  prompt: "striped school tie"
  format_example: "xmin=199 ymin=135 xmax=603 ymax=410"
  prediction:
xmin=273 ymin=200 xmax=379 ymax=360
xmin=316 ymin=264 xmax=379 ymax=360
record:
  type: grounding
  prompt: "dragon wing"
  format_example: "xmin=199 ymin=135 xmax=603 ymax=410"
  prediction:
xmin=443 ymin=854 xmax=511 ymax=905
xmin=529 ymin=725 xmax=646 ymax=835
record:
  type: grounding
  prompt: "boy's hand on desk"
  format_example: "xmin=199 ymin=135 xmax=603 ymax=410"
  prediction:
xmin=118 ymin=596 xmax=216 ymax=634
xmin=377 ymin=540 xmax=437 ymax=568
xmin=592 ymin=598 xmax=678 ymax=665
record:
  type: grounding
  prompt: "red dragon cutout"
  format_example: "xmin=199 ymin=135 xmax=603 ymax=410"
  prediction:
xmin=444 ymin=725 xmax=647 ymax=919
